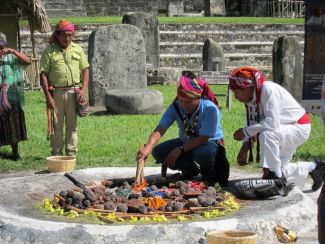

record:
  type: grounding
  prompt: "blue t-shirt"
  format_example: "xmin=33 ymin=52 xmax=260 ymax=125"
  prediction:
xmin=159 ymin=99 xmax=224 ymax=143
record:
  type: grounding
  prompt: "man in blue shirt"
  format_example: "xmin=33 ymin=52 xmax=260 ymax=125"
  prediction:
xmin=136 ymin=75 xmax=229 ymax=186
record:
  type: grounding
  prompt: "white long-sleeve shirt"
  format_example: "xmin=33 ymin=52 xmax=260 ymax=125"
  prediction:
xmin=244 ymin=81 xmax=306 ymax=138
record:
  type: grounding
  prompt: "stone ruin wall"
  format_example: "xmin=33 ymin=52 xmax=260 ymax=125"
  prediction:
xmin=43 ymin=0 xmax=245 ymax=17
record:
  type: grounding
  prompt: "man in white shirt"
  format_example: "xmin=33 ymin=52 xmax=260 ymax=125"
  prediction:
xmin=228 ymin=66 xmax=324 ymax=191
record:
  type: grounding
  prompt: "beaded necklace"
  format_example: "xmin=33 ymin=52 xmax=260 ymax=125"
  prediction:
xmin=182 ymin=105 xmax=200 ymax=140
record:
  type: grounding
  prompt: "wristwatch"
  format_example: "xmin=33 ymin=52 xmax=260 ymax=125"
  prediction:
xmin=178 ymin=145 xmax=185 ymax=154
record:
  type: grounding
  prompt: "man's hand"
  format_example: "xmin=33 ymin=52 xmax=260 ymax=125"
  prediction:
xmin=237 ymin=142 xmax=250 ymax=166
xmin=136 ymin=144 xmax=152 ymax=164
xmin=164 ymin=147 xmax=182 ymax=168
xmin=46 ymin=95 xmax=56 ymax=110
xmin=76 ymin=88 xmax=87 ymax=103
xmin=233 ymin=128 xmax=246 ymax=141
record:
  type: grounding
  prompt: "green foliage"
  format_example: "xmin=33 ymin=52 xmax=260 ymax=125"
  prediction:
xmin=0 ymin=85 xmax=324 ymax=173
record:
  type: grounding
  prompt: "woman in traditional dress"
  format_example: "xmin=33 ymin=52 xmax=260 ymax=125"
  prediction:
xmin=0 ymin=32 xmax=31 ymax=160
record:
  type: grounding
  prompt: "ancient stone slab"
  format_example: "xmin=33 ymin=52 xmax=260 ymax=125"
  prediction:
xmin=240 ymin=0 xmax=267 ymax=17
xmin=204 ymin=0 xmax=226 ymax=16
xmin=44 ymin=0 xmax=158 ymax=17
xmin=202 ymin=38 xmax=225 ymax=72
xmin=105 ymin=89 xmax=164 ymax=114
xmin=168 ymin=0 xmax=184 ymax=16
xmin=88 ymin=24 xmax=147 ymax=106
xmin=122 ymin=12 xmax=160 ymax=69
xmin=147 ymin=67 xmax=182 ymax=85
xmin=272 ymin=36 xmax=303 ymax=101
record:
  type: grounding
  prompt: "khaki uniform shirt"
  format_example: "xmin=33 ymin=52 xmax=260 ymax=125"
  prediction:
xmin=40 ymin=42 xmax=89 ymax=87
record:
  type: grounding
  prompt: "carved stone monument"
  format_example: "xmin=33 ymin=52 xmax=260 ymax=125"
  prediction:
xmin=88 ymin=24 xmax=163 ymax=114
xmin=273 ymin=36 xmax=303 ymax=101
xmin=168 ymin=0 xmax=184 ymax=16
xmin=88 ymin=24 xmax=147 ymax=106
xmin=122 ymin=12 xmax=160 ymax=69
xmin=202 ymin=38 xmax=225 ymax=72
xmin=204 ymin=0 xmax=226 ymax=16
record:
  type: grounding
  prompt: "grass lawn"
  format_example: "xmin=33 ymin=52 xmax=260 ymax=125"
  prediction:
xmin=0 ymin=85 xmax=324 ymax=173
xmin=18 ymin=16 xmax=305 ymax=28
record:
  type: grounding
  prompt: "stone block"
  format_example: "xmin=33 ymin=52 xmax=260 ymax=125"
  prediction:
xmin=88 ymin=24 xmax=147 ymax=106
xmin=168 ymin=0 xmax=184 ymax=16
xmin=122 ymin=12 xmax=160 ymax=69
xmin=204 ymin=0 xmax=226 ymax=16
xmin=202 ymin=38 xmax=225 ymax=72
xmin=105 ymin=88 xmax=164 ymax=114
xmin=272 ymin=36 xmax=303 ymax=101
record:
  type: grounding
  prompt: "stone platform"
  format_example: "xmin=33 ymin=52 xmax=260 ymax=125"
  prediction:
xmin=0 ymin=167 xmax=318 ymax=244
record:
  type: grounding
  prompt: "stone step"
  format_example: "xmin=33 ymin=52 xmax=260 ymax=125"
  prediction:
xmin=19 ymin=24 xmax=304 ymax=71
xmin=159 ymin=31 xmax=304 ymax=43
xmin=158 ymin=23 xmax=305 ymax=32
xmin=160 ymin=53 xmax=273 ymax=70
xmin=160 ymin=41 xmax=305 ymax=55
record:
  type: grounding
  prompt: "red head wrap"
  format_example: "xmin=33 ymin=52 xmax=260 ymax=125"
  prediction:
xmin=176 ymin=76 xmax=219 ymax=107
xmin=228 ymin=66 xmax=266 ymax=104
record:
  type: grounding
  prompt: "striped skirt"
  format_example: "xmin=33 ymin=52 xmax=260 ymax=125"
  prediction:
xmin=0 ymin=105 xmax=27 ymax=147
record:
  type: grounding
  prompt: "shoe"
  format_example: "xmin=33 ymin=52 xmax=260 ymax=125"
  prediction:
xmin=10 ymin=154 xmax=22 ymax=161
xmin=275 ymin=179 xmax=294 ymax=197
xmin=265 ymin=170 xmax=287 ymax=182
xmin=310 ymin=160 xmax=325 ymax=191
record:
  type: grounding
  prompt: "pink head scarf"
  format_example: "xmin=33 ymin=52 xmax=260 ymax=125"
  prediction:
xmin=50 ymin=19 xmax=75 ymax=43
xmin=177 ymin=76 xmax=219 ymax=107
xmin=55 ymin=19 xmax=75 ymax=32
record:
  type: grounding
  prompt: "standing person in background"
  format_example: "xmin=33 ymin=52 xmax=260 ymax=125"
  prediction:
xmin=228 ymin=66 xmax=325 ymax=191
xmin=40 ymin=19 xmax=89 ymax=156
xmin=318 ymin=75 xmax=325 ymax=244
xmin=0 ymin=32 xmax=30 ymax=160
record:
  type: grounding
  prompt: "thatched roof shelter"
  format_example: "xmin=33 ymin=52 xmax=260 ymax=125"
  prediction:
xmin=0 ymin=0 xmax=51 ymax=89
xmin=0 ymin=0 xmax=51 ymax=48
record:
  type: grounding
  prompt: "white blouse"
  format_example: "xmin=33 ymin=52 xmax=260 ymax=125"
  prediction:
xmin=244 ymin=81 xmax=306 ymax=138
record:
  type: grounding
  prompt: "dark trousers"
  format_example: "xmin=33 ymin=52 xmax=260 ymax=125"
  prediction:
xmin=152 ymin=138 xmax=218 ymax=182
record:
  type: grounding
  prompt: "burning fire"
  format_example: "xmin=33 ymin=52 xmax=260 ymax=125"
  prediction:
xmin=133 ymin=178 xmax=148 ymax=191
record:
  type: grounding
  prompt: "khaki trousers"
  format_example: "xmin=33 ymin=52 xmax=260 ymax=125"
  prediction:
xmin=50 ymin=89 xmax=77 ymax=156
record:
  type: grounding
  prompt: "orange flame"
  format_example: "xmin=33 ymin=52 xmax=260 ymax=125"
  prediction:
xmin=134 ymin=178 xmax=148 ymax=191
xmin=145 ymin=196 xmax=167 ymax=210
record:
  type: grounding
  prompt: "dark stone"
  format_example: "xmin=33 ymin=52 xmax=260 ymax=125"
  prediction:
xmin=202 ymin=38 xmax=225 ymax=71
xmin=122 ymin=12 xmax=160 ymax=69
xmin=105 ymin=89 xmax=164 ymax=115
xmin=88 ymin=25 xmax=147 ymax=106
xmin=204 ymin=0 xmax=226 ymax=16
xmin=273 ymin=36 xmax=303 ymax=101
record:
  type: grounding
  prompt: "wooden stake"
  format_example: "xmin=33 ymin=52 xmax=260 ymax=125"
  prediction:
xmin=135 ymin=144 xmax=145 ymax=186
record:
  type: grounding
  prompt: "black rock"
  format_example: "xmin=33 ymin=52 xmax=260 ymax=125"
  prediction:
xmin=59 ymin=190 xmax=68 ymax=198
xmin=104 ymin=201 xmax=115 ymax=211
xmin=116 ymin=203 xmax=128 ymax=213
xmin=138 ymin=205 xmax=148 ymax=214
xmin=83 ymin=188 xmax=97 ymax=202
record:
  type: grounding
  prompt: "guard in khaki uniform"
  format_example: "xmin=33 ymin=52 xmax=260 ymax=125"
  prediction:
xmin=40 ymin=19 xmax=89 ymax=156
